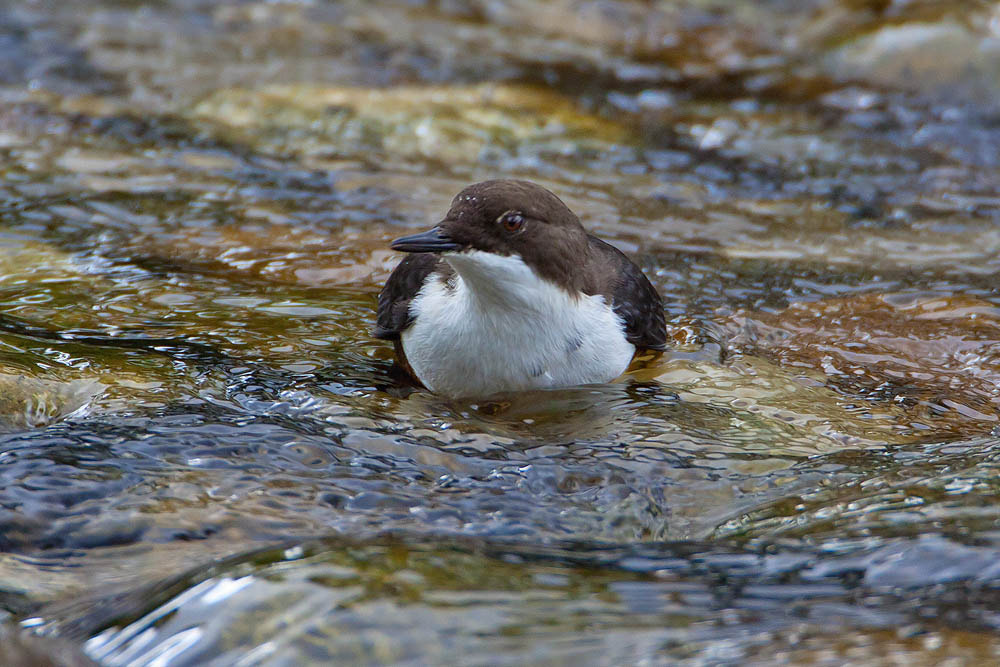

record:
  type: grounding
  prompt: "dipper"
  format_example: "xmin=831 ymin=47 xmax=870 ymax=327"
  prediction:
xmin=375 ymin=179 xmax=666 ymax=397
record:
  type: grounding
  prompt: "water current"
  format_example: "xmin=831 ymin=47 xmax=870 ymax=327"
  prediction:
xmin=1 ymin=1 xmax=999 ymax=664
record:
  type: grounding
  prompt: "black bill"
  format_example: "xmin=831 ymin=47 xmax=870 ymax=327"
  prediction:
xmin=390 ymin=227 xmax=462 ymax=253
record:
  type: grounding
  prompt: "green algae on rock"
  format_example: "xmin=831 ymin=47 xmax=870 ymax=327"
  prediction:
xmin=190 ymin=83 xmax=627 ymax=163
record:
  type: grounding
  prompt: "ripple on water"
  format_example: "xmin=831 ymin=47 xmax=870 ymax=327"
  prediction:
xmin=727 ymin=292 xmax=1000 ymax=437
xmin=38 ymin=535 xmax=1000 ymax=665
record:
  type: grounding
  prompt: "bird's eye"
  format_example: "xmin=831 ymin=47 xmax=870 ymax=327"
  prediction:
xmin=498 ymin=211 xmax=525 ymax=233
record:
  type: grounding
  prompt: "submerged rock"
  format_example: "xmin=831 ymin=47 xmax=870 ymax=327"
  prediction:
xmin=728 ymin=293 xmax=1000 ymax=436
xmin=0 ymin=374 xmax=104 ymax=431
xmin=190 ymin=83 xmax=627 ymax=163
xmin=632 ymin=353 xmax=916 ymax=455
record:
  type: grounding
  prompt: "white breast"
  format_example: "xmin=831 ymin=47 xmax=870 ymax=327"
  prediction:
xmin=401 ymin=251 xmax=635 ymax=398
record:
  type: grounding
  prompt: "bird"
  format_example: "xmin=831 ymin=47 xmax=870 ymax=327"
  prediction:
xmin=375 ymin=179 xmax=666 ymax=398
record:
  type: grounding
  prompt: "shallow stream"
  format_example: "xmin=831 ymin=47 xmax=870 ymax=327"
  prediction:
xmin=1 ymin=1 xmax=999 ymax=664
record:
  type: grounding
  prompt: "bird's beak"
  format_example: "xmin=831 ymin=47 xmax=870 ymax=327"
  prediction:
xmin=390 ymin=226 xmax=462 ymax=253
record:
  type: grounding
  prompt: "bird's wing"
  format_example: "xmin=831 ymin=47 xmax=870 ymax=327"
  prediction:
xmin=374 ymin=252 xmax=443 ymax=340
xmin=587 ymin=236 xmax=667 ymax=350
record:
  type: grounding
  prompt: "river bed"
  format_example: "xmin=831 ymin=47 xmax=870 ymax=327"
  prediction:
xmin=1 ymin=1 xmax=999 ymax=664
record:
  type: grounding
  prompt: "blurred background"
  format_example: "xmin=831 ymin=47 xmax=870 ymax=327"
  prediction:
xmin=1 ymin=1 xmax=1000 ymax=664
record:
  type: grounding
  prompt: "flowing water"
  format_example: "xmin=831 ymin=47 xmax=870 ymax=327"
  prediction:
xmin=1 ymin=1 xmax=999 ymax=664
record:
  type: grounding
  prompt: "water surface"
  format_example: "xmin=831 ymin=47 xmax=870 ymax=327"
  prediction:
xmin=1 ymin=1 xmax=999 ymax=664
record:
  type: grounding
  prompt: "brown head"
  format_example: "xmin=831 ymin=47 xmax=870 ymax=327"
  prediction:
xmin=390 ymin=180 xmax=592 ymax=292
